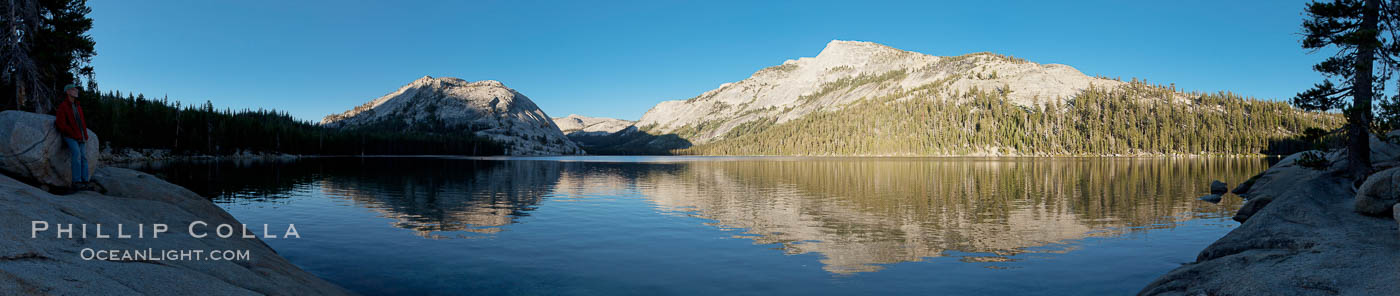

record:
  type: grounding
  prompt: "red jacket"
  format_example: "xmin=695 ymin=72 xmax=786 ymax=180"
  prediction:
xmin=55 ymin=100 xmax=88 ymax=141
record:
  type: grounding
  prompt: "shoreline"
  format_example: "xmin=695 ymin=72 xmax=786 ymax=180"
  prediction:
xmin=1138 ymin=134 xmax=1400 ymax=295
xmin=100 ymin=148 xmax=1289 ymax=163
xmin=0 ymin=167 xmax=352 ymax=295
xmin=100 ymin=147 xmax=304 ymax=164
xmin=0 ymin=111 xmax=348 ymax=294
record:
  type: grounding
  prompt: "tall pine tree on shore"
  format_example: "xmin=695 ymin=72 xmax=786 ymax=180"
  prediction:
xmin=1294 ymin=0 xmax=1400 ymax=178
xmin=0 ymin=0 xmax=95 ymax=113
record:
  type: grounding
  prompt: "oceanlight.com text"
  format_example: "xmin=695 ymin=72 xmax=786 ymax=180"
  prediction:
xmin=80 ymin=248 xmax=252 ymax=261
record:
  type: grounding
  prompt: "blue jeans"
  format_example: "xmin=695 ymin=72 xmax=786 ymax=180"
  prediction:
xmin=63 ymin=138 xmax=89 ymax=183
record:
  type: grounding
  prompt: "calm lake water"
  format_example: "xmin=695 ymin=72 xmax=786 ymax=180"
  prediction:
xmin=121 ymin=156 xmax=1269 ymax=295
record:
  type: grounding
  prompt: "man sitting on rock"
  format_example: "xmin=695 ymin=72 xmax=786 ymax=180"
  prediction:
xmin=54 ymin=84 xmax=91 ymax=190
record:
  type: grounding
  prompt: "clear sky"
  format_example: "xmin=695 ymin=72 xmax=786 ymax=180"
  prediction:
xmin=89 ymin=0 xmax=1322 ymax=122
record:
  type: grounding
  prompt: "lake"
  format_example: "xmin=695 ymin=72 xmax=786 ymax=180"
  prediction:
xmin=119 ymin=156 xmax=1268 ymax=295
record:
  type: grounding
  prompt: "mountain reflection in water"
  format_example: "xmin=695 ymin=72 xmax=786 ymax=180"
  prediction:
xmin=633 ymin=159 xmax=1251 ymax=273
xmin=123 ymin=157 xmax=1260 ymax=275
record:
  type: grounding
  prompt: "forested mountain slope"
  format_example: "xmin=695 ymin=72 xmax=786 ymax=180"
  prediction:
xmin=680 ymin=82 xmax=1339 ymax=156
xmin=618 ymin=40 xmax=1339 ymax=156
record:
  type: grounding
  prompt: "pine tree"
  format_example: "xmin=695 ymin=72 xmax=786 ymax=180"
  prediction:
xmin=1293 ymin=0 xmax=1399 ymax=178
xmin=0 ymin=0 xmax=96 ymax=113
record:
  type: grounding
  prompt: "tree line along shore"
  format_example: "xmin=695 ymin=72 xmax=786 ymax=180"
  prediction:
xmin=74 ymin=83 xmax=1348 ymax=158
xmin=78 ymin=90 xmax=505 ymax=158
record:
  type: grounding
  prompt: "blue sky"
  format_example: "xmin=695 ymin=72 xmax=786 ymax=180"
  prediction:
xmin=89 ymin=0 xmax=1322 ymax=122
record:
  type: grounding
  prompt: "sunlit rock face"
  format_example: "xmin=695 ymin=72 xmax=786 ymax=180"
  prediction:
xmin=636 ymin=40 xmax=1125 ymax=145
xmin=321 ymin=76 xmax=583 ymax=155
xmin=553 ymin=114 xmax=636 ymax=137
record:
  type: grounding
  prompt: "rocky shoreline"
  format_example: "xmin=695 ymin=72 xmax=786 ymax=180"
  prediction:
xmin=0 ymin=168 xmax=351 ymax=295
xmin=100 ymin=147 xmax=302 ymax=164
xmin=1139 ymin=133 xmax=1400 ymax=295
xmin=0 ymin=111 xmax=349 ymax=295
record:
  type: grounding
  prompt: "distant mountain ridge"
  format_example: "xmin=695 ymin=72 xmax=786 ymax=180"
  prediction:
xmin=552 ymin=114 xmax=635 ymax=137
xmin=549 ymin=114 xmax=675 ymax=155
xmin=637 ymin=40 xmax=1125 ymax=145
xmin=321 ymin=76 xmax=582 ymax=155
xmin=603 ymin=40 xmax=1342 ymax=156
xmin=319 ymin=41 xmax=1340 ymax=156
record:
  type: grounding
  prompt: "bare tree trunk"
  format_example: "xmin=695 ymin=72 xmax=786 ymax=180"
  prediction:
xmin=1 ymin=0 xmax=51 ymax=113
xmin=173 ymin=110 xmax=181 ymax=150
xmin=1350 ymin=0 xmax=1381 ymax=179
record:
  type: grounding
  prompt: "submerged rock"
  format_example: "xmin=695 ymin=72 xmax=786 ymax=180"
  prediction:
xmin=1196 ymin=180 xmax=1227 ymax=204
xmin=1197 ymin=194 xmax=1222 ymax=204
xmin=1209 ymin=180 xmax=1227 ymax=195
xmin=0 ymin=167 xmax=349 ymax=295
xmin=1355 ymin=167 xmax=1400 ymax=216
xmin=0 ymin=110 xmax=99 ymax=188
